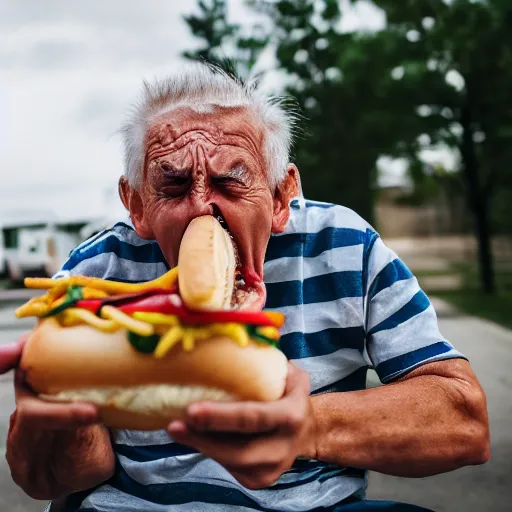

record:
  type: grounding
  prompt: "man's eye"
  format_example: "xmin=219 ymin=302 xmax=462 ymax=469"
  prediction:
xmin=165 ymin=176 xmax=189 ymax=186
xmin=158 ymin=175 xmax=191 ymax=197
xmin=213 ymin=176 xmax=240 ymax=187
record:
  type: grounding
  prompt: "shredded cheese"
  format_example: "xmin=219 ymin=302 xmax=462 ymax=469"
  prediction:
xmin=46 ymin=282 xmax=70 ymax=304
xmin=82 ymin=287 xmax=109 ymax=300
xmin=154 ymin=327 xmax=184 ymax=358
xmin=132 ymin=312 xmax=180 ymax=326
xmin=255 ymin=326 xmax=280 ymax=341
xmin=15 ymin=266 xmax=281 ymax=356
xmin=15 ymin=298 xmax=49 ymax=318
xmin=100 ymin=306 xmax=154 ymax=337
xmin=182 ymin=330 xmax=195 ymax=352
xmin=24 ymin=267 xmax=178 ymax=294
xmin=61 ymin=309 xmax=120 ymax=332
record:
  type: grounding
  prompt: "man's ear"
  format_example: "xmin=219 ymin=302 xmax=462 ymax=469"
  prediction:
xmin=118 ymin=177 xmax=130 ymax=210
xmin=271 ymin=164 xmax=300 ymax=234
xmin=125 ymin=184 xmax=155 ymax=240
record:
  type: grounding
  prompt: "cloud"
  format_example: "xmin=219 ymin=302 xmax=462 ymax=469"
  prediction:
xmin=26 ymin=39 xmax=88 ymax=70
xmin=0 ymin=0 xmax=387 ymax=224
xmin=0 ymin=0 xmax=198 ymax=208
xmin=75 ymin=88 xmax=132 ymax=134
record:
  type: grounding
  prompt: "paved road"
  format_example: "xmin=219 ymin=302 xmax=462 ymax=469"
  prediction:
xmin=0 ymin=302 xmax=510 ymax=512
xmin=367 ymin=313 xmax=512 ymax=511
xmin=0 ymin=315 xmax=45 ymax=512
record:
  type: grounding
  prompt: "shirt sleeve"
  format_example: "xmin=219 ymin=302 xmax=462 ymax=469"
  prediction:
xmin=51 ymin=236 xmax=110 ymax=279
xmin=363 ymin=232 xmax=466 ymax=383
xmin=51 ymin=223 xmax=168 ymax=282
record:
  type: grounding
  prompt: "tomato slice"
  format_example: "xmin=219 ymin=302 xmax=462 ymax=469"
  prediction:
xmin=76 ymin=288 xmax=171 ymax=315
xmin=179 ymin=308 xmax=284 ymax=328
xmin=118 ymin=294 xmax=283 ymax=327
xmin=76 ymin=292 xmax=284 ymax=328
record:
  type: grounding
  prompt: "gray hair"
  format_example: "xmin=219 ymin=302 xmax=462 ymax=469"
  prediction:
xmin=121 ymin=62 xmax=296 ymax=190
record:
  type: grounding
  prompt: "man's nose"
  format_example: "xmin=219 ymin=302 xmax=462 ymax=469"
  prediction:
xmin=196 ymin=202 xmax=214 ymax=217
xmin=188 ymin=199 xmax=215 ymax=219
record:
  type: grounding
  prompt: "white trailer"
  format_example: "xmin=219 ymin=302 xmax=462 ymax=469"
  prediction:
xmin=0 ymin=211 xmax=90 ymax=282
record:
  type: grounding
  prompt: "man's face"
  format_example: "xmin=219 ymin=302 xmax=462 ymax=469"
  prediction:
xmin=128 ymin=106 xmax=296 ymax=309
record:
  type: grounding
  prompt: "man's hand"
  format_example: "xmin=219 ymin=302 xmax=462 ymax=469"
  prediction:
xmin=0 ymin=337 xmax=25 ymax=374
xmin=13 ymin=370 xmax=100 ymax=430
xmin=168 ymin=363 xmax=316 ymax=490
xmin=3 ymin=333 xmax=99 ymax=430
xmin=5 ymin=334 xmax=114 ymax=500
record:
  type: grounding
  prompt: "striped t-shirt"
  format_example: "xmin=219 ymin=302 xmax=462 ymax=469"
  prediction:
xmin=55 ymin=198 xmax=464 ymax=512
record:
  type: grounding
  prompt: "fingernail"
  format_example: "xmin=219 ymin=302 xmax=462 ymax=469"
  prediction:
xmin=187 ymin=403 xmax=201 ymax=416
xmin=76 ymin=406 xmax=99 ymax=423
xmin=168 ymin=420 xmax=187 ymax=434
xmin=189 ymin=401 xmax=213 ymax=417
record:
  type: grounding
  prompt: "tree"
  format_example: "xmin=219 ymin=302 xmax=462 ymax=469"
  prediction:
xmin=359 ymin=0 xmax=512 ymax=294
xmin=243 ymin=0 xmax=419 ymax=224
xmin=184 ymin=0 xmax=404 ymax=224
xmin=183 ymin=0 xmax=512 ymax=293
xmin=183 ymin=0 xmax=267 ymax=77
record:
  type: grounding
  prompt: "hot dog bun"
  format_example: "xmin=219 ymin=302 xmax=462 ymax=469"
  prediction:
xmin=18 ymin=215 xmax=288 ymax=430
xmin=178 ymin=215 xmax=236 ymax=310
xmin=21 ymin=318 xmax=288 ymax=430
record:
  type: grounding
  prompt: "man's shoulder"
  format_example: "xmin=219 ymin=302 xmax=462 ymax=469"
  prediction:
xmin=69 ymin=221 xmax=157 ymax=258
xmin=266 ymin=198 xmax=378 ymax=264
xmin=56 ymin=220 xmax=168 ymax=280
xmin=289 ymin=198 xmax=376 ymax=236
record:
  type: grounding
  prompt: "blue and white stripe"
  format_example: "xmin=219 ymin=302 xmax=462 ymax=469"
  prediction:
xmin=56 ymin=199 xmax=464 ymax=511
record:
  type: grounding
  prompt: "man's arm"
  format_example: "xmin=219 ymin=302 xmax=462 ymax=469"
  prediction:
xmin=4 ymin=339 xmax=115 ymax=500
xmin=310 ymin=358 xmax=490 ymax=477
xmin=7 ymin=417 xmax=114 ymax=500
xmin=171 ymin=358 xmax=489 ymax=489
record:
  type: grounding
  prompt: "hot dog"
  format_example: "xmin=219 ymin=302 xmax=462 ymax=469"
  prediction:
xmin=15 ymin=216 xmax=288 ymax=431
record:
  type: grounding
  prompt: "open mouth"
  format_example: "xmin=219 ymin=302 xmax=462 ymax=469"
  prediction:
xmin=211 ymin=206 xmax=266 ymax=311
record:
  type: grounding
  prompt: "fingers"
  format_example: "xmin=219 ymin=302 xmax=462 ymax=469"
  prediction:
xmin=183 ymin=363 xmax=311 ymax=434
xmin=185 ymin=399 xmax=301 ymax=434
xmin=0 ymin=333 xmax=31 ymax=374
xmin=14 ymin=370 xmax=100 ymax=430
xmin=169 ymin=421 xmax=288 ymax=469
xmin=284 ymin=362 xmax=311 ymax=397
xmin=0 ymin=344 xmax=23 ymax=374
xmin=167 ymin=364 xmax=312 ymax=491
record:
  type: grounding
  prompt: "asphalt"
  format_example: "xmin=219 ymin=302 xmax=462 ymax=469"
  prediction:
xmin=0 ymin=297 xmax=510 ymax=512
xmin=367 ymin=312 xmax=512 ymax=511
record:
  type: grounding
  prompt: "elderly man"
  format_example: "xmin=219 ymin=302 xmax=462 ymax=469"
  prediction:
xmin=4 ymin=64 xmax=489 ymax=512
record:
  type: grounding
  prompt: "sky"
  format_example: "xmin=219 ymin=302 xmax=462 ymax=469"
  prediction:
xmin=0 ymin=0 xmax=408 ymax=224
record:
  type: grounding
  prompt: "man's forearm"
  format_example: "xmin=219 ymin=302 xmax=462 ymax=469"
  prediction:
xmin=307 ymin=359 xmax=490 ymax=477
xmin=7 ymin=413 xmax=115 ymax=500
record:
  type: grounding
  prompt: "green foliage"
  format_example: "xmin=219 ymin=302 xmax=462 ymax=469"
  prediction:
xmin=183 ymin=0 xmax=238 ymax=64
xmin=182 ymin=0 xmax=267 ymax=78
xmin=250 ymin=1 xmax=408 ymax=223
xmin=183 ymin=0 xmax=512 ymax=290
xmin=360 ymin=0 xmax=512 ymax=292
xmin=437 ymin=289 xmax=512 ymax=330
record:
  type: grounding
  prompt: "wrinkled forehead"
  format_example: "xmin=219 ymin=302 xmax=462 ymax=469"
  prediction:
xmin=144 ymin=105 xmax=265 ymax=151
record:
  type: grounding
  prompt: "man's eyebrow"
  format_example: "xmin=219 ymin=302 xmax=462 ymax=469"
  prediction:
xmin=224 ymin=162 xmax=249 ymax=181
xmin=158 ymin=161 xmax=192 ymax=176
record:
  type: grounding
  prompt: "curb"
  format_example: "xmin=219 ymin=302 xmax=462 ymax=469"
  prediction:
xmin=0 ymin=322 xmax=36 ymax=332
xmin=0 ymin=290 xmax=39 ymax=303
xmin=430 ymin=297 xmax=461 ymax=318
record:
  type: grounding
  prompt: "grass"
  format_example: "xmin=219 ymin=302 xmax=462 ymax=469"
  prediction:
xmin=431 ymin=260 xmax=512 ymax=330
xmin=435 ymin=289 xmax=512 ymax=330
xmin=413 ymin=269 xmax=455 ymax=278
